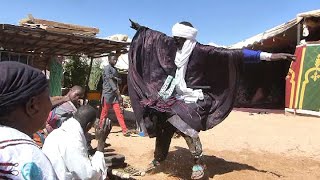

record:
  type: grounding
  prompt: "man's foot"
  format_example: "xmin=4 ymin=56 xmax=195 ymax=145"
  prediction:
xmin=144 ymin=160 xmax=160 ymax=173
xmin=123 ymin=131 xmax=131 ymax=137
xmin=191 ymin=164 xmax=205 ymax=180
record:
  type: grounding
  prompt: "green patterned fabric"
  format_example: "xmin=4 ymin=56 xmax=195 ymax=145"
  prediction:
xmin=296 ymin=45 xmax=320 ymax=112
xmin=49 ymin=57 xmax=63 ymax=96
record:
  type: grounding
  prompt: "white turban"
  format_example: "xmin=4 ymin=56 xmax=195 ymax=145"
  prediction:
xmin=171 ymin=23 xmax=203 ymax=103
xmin=172 ymin=23 xmax=198 ymax=40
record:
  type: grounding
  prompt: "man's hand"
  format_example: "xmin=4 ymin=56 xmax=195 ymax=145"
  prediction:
xmin=116 ymin=89 xmax=123 ymax=104
xmin=112 ymin=77 xmax=122 ymax=85
xmin=50 ymin=95 xmax=70 ymax=109
xmin=270 ymin=53 xmax=296 ymax=62
xmin=118 ymin=95 xmax=123 ymax=104
xmin=129 ymin=19 xmax=141 ymax=30
xmin=62 ymin=95 xmax=70 ymax=102
xmin=95 ymin=118 xmax=112 ymax=152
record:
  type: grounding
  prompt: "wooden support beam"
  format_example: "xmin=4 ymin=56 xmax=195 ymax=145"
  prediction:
xmin=1 ymin=24 xmax=129 ymax=46
xmin=0 ymin=41 xmax=75 ymax=54
xmin=84 ymin=57 xmax=94 ymax=101
xmin=297 ymin=22 xmax=301 ymax=45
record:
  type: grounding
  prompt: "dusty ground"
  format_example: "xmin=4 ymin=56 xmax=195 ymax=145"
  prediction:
xmin=95 ymin=109 xmax=320 ymax=180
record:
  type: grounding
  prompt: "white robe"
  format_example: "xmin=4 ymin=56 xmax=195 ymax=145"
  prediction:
xmin=0 ymin=126 xmax=58 ymax=180
xmin=42 ymin=118 xmax=107 ymax=180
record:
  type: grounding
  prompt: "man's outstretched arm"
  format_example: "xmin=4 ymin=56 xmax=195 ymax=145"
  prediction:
xmin=207 ymin=46 xmax=295 ymax=63
xmin=129 ymin=19 xmax=141 ymax=30
xmin=242 ymin=49 xmax=296 ymax=63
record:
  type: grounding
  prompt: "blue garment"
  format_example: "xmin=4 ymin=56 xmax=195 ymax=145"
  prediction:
xmin=242 ymin=49 xmax=261 ymax=63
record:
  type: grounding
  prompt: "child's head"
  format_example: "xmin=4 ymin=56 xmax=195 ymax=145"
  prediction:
xmin=67 ymin=86 xmax=84 ymax=103
xmin=108 ymin=55 xmax=118 ymax=67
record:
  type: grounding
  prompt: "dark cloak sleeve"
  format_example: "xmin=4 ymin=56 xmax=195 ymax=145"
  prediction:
xmin=128 ymin=28 xmax=245 ymax=135
xmin=193 ymin=45 xmax=244 ymax=130
xmin=127 ymin=27 xmax=177 ymax=130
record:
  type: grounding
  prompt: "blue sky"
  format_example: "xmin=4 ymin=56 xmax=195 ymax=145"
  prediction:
xmin=0 ymin=0 xmax=319 ymax=45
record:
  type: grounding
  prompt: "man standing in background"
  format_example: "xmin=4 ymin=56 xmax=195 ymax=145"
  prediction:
xmin=100 ymin=55 xmax=130 ymax=136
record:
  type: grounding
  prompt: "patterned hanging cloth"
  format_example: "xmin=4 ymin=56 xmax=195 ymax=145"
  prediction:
xmin=49 ymin=56 xmax=63 ymax=96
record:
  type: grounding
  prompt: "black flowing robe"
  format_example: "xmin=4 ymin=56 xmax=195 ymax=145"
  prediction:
xmin=128 ymin=27 xmax=243 ymax=137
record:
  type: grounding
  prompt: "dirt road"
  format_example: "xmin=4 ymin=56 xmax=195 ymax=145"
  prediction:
xmin=100 ymin=110 xmax=320 ymax=179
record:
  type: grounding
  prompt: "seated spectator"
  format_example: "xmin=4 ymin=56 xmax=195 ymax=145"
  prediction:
xmin=46 ymin=85 xmax=85 ymax=133
xmin=32 ymin=86 xmax=85 ymax=147
xmin=0 ymin=61 xmax=57 ymax=179
xmin=42 ymin=105 xmax=111 ymax=180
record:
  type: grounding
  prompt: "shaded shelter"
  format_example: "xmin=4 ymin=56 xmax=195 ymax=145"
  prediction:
xmin=0 ymin=18 xmax=129 ymax=97
xmin=229 ymin=10 xmax=320 ymax=109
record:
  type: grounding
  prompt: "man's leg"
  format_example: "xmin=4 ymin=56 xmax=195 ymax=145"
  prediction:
xmin=182 ymin=134 xmax=205 ymax=179
xmin=154 ymin=122 xmax=176 ymax=162
xmin=182 ymin=135 xmax=203 ymax=163
xmin=99 ymin=100 xmax=111 ymax=121
xmin=112 ymin=103 xmax=128 ymax=134
xmin=143 ymin=114 xmax=176 ymax=172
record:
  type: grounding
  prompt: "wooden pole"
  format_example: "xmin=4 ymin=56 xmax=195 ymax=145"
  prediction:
xmin=297 ymin=22 xmax=301 ymax=45
xmin=84 ymin=56 xmax=94 ymax=102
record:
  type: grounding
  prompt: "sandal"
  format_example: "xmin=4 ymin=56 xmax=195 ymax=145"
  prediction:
xmin=123 ymin=132 xmax=131 ymax=137
xmin=144 ymin=160 xmax=160 ymax=173
xmin=191 ymin=164 xmax=205 ymax=179
xmin=123 ymin=165 xmax=146 ymax=176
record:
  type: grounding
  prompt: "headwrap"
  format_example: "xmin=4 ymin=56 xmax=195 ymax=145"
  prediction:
xmin=0 ymin=61 xmax=48 ymax=112
xmin=172 ymin=23 xmax=203 ymax=103
xmin=172 ymin=23 xmax=198 ymax=40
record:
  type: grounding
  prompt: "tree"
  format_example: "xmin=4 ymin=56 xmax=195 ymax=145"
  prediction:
xmin=63 ymin=56 xmax=90 ymax=88
xmin=88 ymin=60 xmax=102 ymax=90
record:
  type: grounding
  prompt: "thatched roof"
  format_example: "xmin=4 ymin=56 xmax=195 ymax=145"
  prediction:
xmin=229 ymin=9 xmax=320 ymax=52
xmin=19 ymin=14 xmax=100 ymax=37
xmin=0 ymin=24 xmax=129 ymax=58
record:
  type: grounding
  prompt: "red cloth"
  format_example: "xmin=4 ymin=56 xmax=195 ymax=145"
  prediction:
xmin=285 ymin=45 xmax=305 ymax=109
xmin=32 ymin=130 xmax=48 ymax=148
xmin=100 ymin=100 xmax=127 ymax=133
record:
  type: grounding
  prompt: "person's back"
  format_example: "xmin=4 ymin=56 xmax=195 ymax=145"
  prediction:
xmin=0 ymin=127 xmax=57 ymax=179
xmin=43 ymin=105 xmax=111 ymax=180
xmin=0 ymin=61 xmax=57 ymax=179
xmin=48 ymin=100 xmax=77 ymax=128
xmin=43 ymin=118 xmax=91 ymax=179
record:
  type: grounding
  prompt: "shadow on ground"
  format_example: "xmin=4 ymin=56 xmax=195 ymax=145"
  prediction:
xmin=151 ymin=146 xmax=282 ymax=179
xmin=108 ymin=109 xmax=138 ymax=130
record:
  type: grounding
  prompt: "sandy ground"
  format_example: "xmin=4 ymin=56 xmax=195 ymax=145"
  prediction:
xmin=94 ymin=109 xmax=320 ymax=180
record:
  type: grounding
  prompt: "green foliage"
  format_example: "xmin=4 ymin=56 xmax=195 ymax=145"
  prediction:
xmin=63 ymin=56 xmax=90 ymax=88
xmin=88 ymin=60 xmax=102 ymax=90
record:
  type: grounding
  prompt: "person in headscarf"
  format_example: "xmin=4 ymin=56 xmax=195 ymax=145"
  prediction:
xmin=0 ymin=61 xmax=58 ymax=179
xmin=128 ymin=20 xmax=295 ymax=179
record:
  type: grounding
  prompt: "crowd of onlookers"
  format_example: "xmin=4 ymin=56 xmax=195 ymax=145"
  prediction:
xmin=0 ymin=58 xmax=128 ymax=179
